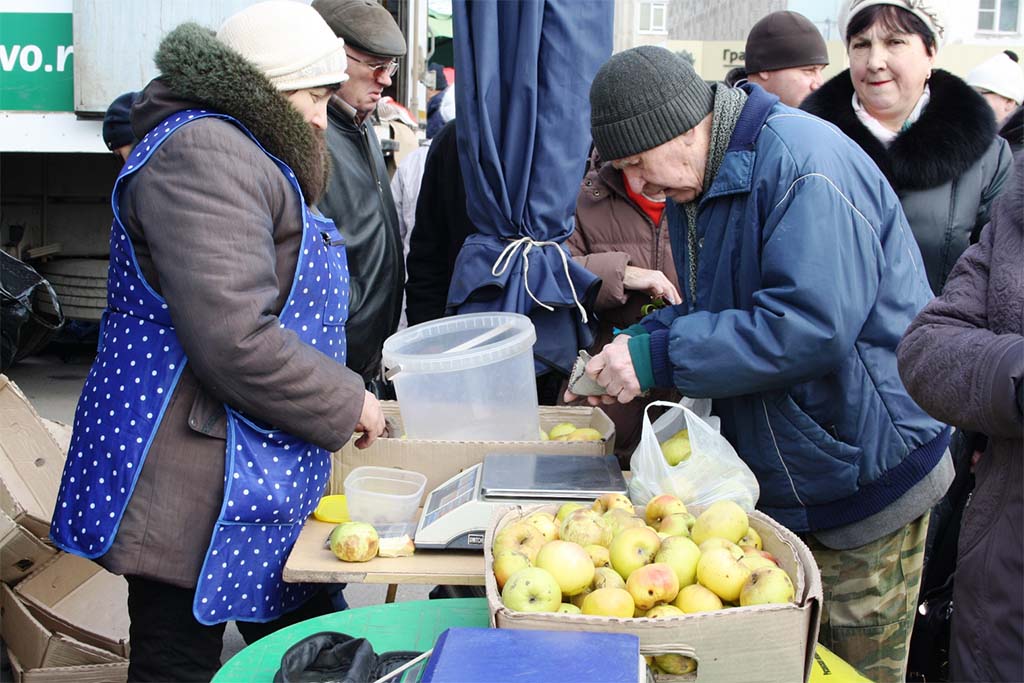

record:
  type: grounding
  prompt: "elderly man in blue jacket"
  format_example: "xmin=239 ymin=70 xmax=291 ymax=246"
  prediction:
xmin=569 ymin=46 xmax=952 ymax=683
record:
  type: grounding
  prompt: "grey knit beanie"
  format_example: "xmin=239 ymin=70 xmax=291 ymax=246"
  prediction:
xmin=590 ymin=46 xmax=715 ymax=161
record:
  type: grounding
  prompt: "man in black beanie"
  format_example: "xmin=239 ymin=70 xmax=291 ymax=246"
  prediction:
xmin=743 ymin=11 xmax=828 ymax=106
xmin=570 ymin=46 xmax=952 ymax=677
xmin=102 ymin=91 xmax=139 ymax=162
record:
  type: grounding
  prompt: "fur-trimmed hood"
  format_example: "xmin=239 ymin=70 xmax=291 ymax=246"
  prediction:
xmin=801 ymin=69 xmax=997 ymax=191
xmin=133 ymin=23 xmax=328 ymax=203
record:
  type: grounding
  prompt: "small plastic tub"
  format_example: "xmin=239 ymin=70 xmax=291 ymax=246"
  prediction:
xmin=344 ymin=466 xmax=427 ymax=526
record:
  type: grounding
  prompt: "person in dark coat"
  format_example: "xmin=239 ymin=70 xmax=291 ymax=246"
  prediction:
xmin=801 ymin=0 xmax=1012 ymax=295
xmin=897 ymin=154 xmax=1024 ymax=683
xmin=313 ymin=0 xmax=407 ymax=390
xmin=102 ymin=91 xmax=140 ymax=161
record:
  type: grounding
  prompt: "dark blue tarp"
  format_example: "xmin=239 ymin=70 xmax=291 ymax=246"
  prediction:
xmin=447 ymin=0 xmax=613 ymax=376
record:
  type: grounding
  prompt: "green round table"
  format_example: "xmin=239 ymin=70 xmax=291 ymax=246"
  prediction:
xmin=212 ymin=598 xmax=490 ymax=682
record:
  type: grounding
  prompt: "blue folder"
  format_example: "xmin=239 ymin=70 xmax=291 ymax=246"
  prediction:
xmin=419 ymin=627 xmax=642 ymax=683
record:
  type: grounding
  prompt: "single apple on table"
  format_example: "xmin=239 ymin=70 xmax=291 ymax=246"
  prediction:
xmin=329 ymin=521 xmax=379 ymax=562
xmin=534 ymin=540 xmax=595 ymax=597
xmin=500 ymin=567 xmax=562 ymax=613
xmin=609 ymin=525 xmax=662 ymax=580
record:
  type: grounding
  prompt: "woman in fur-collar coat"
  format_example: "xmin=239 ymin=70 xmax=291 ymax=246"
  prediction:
xmin=802 ymin=2 xmax=1012 ymax=294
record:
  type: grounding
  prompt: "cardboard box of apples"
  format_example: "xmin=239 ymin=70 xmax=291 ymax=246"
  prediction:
xmin=484 ymin=495 xmax=822 ymax=683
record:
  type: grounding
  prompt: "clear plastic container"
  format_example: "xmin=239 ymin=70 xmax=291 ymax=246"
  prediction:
xmin=382 ymin=313 xmax=540 ymax=441
xmin=343 ymin=466 xmax=427 ymax=526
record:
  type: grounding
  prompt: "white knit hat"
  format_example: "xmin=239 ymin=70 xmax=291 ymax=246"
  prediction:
xmin=217 ymin=1 xmax=349 ymax=91
xmin=968 ymin=51 xmax=1024 ymax=105
xmin=840 ymin=0 xmax=946 ymax=47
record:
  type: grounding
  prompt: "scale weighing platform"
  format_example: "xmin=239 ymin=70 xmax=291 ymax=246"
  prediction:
xmin=414 ymin=453 xmax=627 ymax=550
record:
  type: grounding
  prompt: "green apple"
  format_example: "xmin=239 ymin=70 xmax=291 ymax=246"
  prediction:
xmin=655 ymin=535 xmax=701 ymax=588
xmin=609 ymin=526 xmax=662 ymax=580
xmin=548 ymin=422 xmax=577 ymax=440
xmin=658 ymin=513 xmax=691 ymax=537
xmin=524 ymin=511 xmax=559 ymax=542
xmin=604 ymin=508 xmax=646 ymax=538
xmin=626 ymin=562 xmax=680 ymax=610
xmin=696 ymin=547 xmax=752 ymax=603
xmin=698 ymin=537 xmax=745 ymax=560
xmin=492 ymin=549 xmax=531 ymax=590
xmin=566 ymin=427 xmax=603 ymax=441
xmin=555 ymin=501 xmax=586 ymax=524
xmin=501 ymin=567 xmax=562 ymax=612
xmin=592 ymin=565 xmax=627 ymax=591
xmin=592 ymin=493 xmax=635 ymax=515
xmin=738 ymin=525 xmax=763 ymax=550
xmin=558 ymin=602 xmax=581 ymax=614
xmin=492 ymin=521 xmax=547 ymax=562
xmin=560 ymin=508 xmax=613 ymax=547
xmin=534 ymin=540 xmax=595 ymax=596
xmin=329 ymin=521 xmax=379 ymax=562
xmin=645 ymin=604 xmax=684 ymax=618
xmin=655 ymin=654 xmax=697 ymax=675
xmin=580 ymin=587 xmax=635 ymax=618
xmin=739 ymin=566 xmax=795 ymax=606
xmin=584 ymin=544 xmax=611 ymax=568
xmin=660 ymin=430 xmax=692 ymax=466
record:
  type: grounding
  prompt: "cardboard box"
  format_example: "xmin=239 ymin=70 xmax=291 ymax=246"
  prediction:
xmin=484 ymin=504 xmax=822 ymax=683
xmin=2 ymin=584 xmax=128 ymax=681
xmin=14 ymin=554 xmax=130 ymax=658
xmin=0 ymin=505 xmax=58 ymax=585
xmin=0 ymin=375 xmax=66 ymax=539
xmin=330 ymin=402 xmax=616 ymax=497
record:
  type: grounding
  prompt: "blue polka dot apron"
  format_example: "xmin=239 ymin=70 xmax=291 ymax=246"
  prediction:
xmin=50 ymin=110 xmax=349 ymax=625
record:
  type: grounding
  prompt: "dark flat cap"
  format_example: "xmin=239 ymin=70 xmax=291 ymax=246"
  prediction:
xmin=102 ymin=91 xmax=140 ymax=150
xmin=312 ymin=0 xmax=406 ymax=58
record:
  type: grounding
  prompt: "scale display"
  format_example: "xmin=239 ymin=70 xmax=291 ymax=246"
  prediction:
xmin=414 ymin=454 xmax=627 ymax=551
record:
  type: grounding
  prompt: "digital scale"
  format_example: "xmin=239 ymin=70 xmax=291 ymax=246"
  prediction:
xmin=413 ymin=453 xmax=628 ymax=550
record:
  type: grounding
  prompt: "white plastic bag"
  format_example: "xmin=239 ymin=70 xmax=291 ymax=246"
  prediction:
xmin=628 ymin=399 xmax=759 ymax=512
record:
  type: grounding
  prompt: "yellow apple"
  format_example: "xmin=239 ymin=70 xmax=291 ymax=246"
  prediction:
xmin=524 ymin=511 xmax=559 ymax=542
xmin=492 ymin=549 xmax=531 ymax=590
xmin=566 ymin=427 xmax=603 ymax=441
xmin=739 ymin=566 xmax=795 ymax=606
xmin=655 ymin=654 xmax=697 ymax=675
xmin=645 ymin=604 xmax=685 ymax=618
xmin=644 ymin=494 xmax=688 ymax=526
xmin=609 ymin=526 xmax=662 ymax=580
xmin=691 ymin=500 xmax=749 ymax=546
xmin=592 ymin=565 xmax=627 ymax=591
xmin=558 ymin=602 xmax=581 ymax=614
xmin=604 ymin=508 xmax=646 ymax=537
xmin=555 ymin=501 xmax=586 ymax=524
xmin=738 ymin=525 xmax=762 ymax=550
xmin=660 ymin=430 xmax=692 ymax=466
xmin=658 ymin=513 xmax=691 ymax=537
xmin=548 ymin=422 xmax=577 ymax=440
xmin=580 ymin=587 xmax=635 ymax=618
xmin=534 ymin=540 xmax=595 ymax=596
xmin=560 ymin=509 xmax=613 ymax=547
xmin=627 ymin=562 xmax=680 ymax=610
xmin=592 ymin=493 xmax=635 ymax=515
xmin=739 ymin=553 xmax=778 ymax=573
xmin=584 ymin=544 xmax=611 ymax=568
xmin=672 ymin=583 xmax=724 ymax=613
xmin=696 ymin=547 xmax=752 ymax=603
xmin=501 ymin=567 xmax=562 ymax=612
xmin=492 ymin=521 xmax=547 ymax=562
xmin=655 ymin=535 xmax=701 ymax=588
xmin=698 ymin=537 xmax=745 ymax=560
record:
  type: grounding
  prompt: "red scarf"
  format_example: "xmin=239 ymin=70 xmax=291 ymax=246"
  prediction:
xmin=623 ymin=176 xmax=665 ymax=226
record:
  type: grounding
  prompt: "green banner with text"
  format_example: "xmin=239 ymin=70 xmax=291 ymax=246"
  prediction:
xmin=0 ymin=12 xmax=73 ymax=111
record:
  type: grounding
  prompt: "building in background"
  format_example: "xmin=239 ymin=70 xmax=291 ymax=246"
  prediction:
xmin=612 ymin=0 xmax=1022 ymax=82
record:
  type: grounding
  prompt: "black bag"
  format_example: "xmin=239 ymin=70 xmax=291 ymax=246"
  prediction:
xmin=274 ymin=632 xmax=422 ymax=683
xmin=0 ymin=251 xmax=64 ymax=371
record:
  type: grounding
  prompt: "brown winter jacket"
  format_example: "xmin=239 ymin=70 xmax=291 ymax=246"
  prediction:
xmin=98 ymin=27 xmax=365 ymax=588
xmin=566 ymin=157 xmax=680 ymax=460
xmin=898 ymin=156 xmax=1024 ymax=682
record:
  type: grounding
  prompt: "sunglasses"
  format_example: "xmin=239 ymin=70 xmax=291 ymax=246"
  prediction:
xmin=346 ymin=52 xmax=399 ymax=78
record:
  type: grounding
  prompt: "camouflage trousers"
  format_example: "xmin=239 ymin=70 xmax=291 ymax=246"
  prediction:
xmin=805 ymin=513 xmax=929 ymax=683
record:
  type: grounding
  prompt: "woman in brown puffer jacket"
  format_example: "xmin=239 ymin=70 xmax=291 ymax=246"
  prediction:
xmin=566 ymin=151 xmax=682 ymax=464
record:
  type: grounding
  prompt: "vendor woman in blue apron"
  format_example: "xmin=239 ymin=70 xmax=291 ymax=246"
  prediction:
xmin=50 ymin=3 xmax=385 ymax=680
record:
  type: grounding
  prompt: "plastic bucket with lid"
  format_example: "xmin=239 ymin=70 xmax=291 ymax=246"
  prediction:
xmin=382 ymin=313 xmax=540 ymax=441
